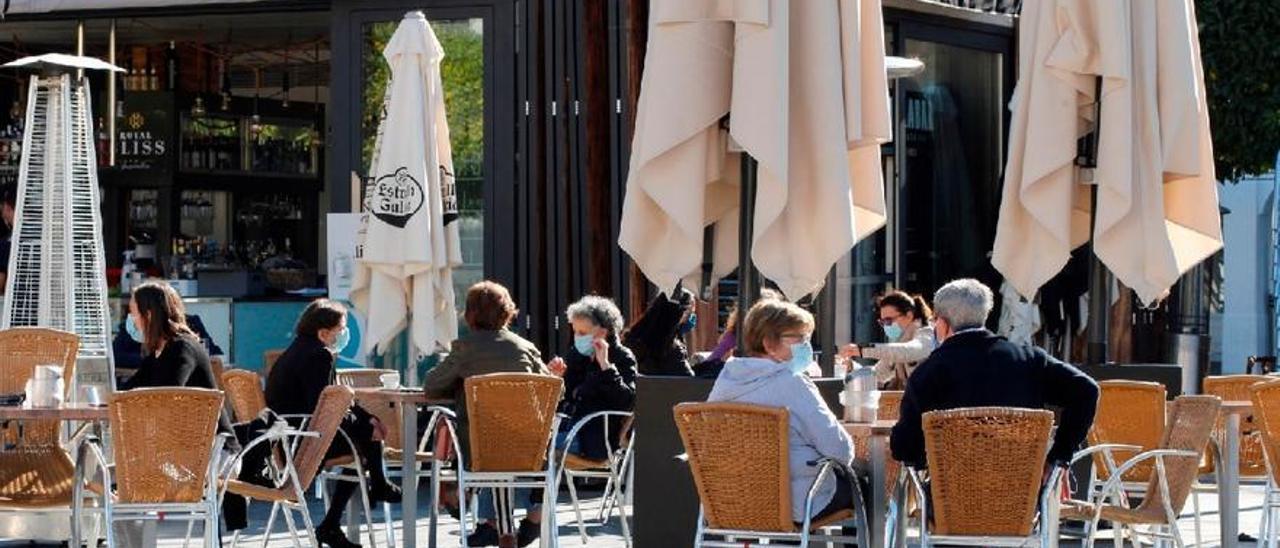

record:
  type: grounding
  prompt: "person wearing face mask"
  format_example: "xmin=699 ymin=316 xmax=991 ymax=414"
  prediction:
xmin=112 ymin=311 xmax=224 ymax=374
xmin=889 ymin=279 xmax=1099 ymax=475
xmin=839 ymin=290 xmax=936 ymax=389
xmin=706 ymin=298 xmax=858 ymax=524
xmin=265 ymin=299 xmax=398 ymax=548
xmin=622 ymin=287 xmax=696 ymax=376
xmin=546 ymin=295 xmax=637 ymax=459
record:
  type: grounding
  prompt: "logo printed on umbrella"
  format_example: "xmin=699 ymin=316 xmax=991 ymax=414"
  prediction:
xmin=370 ymin=167 xmax=425 ymax=228
xmin=440 ymin=165 xmax=458 ymax=225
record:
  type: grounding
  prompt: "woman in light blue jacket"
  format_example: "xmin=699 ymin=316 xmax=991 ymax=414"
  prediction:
xmin=707 ymin=298 xmax=856 ymax=523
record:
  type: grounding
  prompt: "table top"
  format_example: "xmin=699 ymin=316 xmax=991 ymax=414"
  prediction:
xmin=0 ymin=403 xmax=109 ymax=420
xmin=352 ymin=387 xmax=452 ymax=406
xmin=842 ymin=420 xmax=896 ymax=436
xmin=1222 ymin=400 xmax=1253 ymax=414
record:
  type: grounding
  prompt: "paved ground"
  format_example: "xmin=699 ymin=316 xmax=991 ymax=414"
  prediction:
xmin=0 ymin=480 xmax=1270 ymax=546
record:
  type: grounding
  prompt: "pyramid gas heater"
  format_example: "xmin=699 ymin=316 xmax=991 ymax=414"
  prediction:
xmin=1 ymin=54 xmax=122 ymax=396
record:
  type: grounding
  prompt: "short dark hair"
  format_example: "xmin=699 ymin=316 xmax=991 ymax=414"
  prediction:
xmin=296 ymin=299 xmax=347 ymax=338
xmin=0 ymin=185 xmax=15 ymax=208
xmin=464 ymin=281 xmax=517 ymax=331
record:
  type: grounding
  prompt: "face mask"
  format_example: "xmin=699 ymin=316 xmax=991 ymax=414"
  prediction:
xmin=126 ymin=317 xmax=144 ymax=344
xmin=328 ymin=326 xmax=351 ymax=354
xmin=574 ymin=334 xmax=596 ymax=357
xmin=679 ymin=312 xmax=698 ymax=335
xmin=882 ymin=322 xmax=904 ymax=342
xmin=787 ymin=340 xmax=813 ymax=376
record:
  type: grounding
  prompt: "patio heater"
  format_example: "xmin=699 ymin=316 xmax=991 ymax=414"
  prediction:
xmin=1 ymin=54 xmax=122 ymax=395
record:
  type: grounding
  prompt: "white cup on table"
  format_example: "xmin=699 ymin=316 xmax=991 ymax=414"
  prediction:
xmin=380 ymin=372 xmax=401 ymax=390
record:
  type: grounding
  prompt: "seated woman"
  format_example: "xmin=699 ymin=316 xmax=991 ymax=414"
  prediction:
xmin=548 ymin=295 xmax=637 ymax=458
xmin=622 ymin=288 xmax=695 ymax=376
xmin=421 ymin=281 xmax=551 ymax=547
xmin=118 ymin=281 xmax=245 ymax=529
xmin=264 ymin=299 xmax=398 ymax=548
xmin=840 ymin=290 xmax=936 ymax=389
xmin=112 ymin=310 xmax=224 ymax=372
xmin=707 ymin=299 xmax=857 ymax=524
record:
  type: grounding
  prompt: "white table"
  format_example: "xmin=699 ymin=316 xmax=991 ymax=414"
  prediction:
xmin=1217 ymin=400 xmax=1252 ymax=548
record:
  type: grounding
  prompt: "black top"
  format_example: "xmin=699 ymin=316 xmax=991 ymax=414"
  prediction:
xmin=560 ymin=335 xmax=637 ymax=460
xmin=0 ymin=236 xmax=9 ymax=275
xmin=265 ymin=334 xmax=335 ymax=416
xmin=120 ymin=335 xmax=240 ymax=452
xmin=113 ymin=314 xmax=224 ymax=370
xmin=623 ymin=293 xmax=694 ymax=377
xmin=889 ymin=329 xmax=1099 ymax=468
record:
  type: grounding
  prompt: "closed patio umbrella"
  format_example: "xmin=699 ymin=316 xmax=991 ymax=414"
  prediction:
xmin=351 ymin=11 xmax=462 ymax=369
xmin=992 ymin=0 xmax=1222 ymax=306
xmin=619 ymin=0 xmax=892 ymax=300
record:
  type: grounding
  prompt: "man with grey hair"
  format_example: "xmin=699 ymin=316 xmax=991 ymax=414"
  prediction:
xmin=890 ymin=278 xmax=1099 ymax=473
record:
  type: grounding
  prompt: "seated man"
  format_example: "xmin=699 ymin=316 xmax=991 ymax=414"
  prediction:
xmin=890 ymin=278 xmax=1099 ymax=470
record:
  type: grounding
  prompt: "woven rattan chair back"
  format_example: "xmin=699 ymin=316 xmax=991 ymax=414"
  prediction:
xmin=923 ymin=406 xmax=1054 ymax=537
xmin=1089 ymin=380 xmax=1166 ymax=482
xmin=262 ymin=349 xmax=284 ymax=379
xmin=1133 ymin=396 xmax=1220 ymax=516
xmin=291 ymin=385 xmax=355 ymax=490
xmin=879 ymin=391 xmax=904 ymax=421
xmin=1251 ymin=380 xmax=1280 ymax=486
xmin=0 ymin=328 xmax=79 ymax=446
xmin=464 ymin=373 xmax=564 ymax=472
xmin=209 ymin=357 xmax=225 ymax=389
xmin=1204 ymin=375 xmax=1269 ymax=476
xmin=336 ymin=369 xmax=397 ymax=389
xmin=110 ymin=388 xmax=223 ymax=504
xmin=674 ymin=402 xmax=793 ymax=533
xmin=221 ymin=369 xmax=267 ymax=423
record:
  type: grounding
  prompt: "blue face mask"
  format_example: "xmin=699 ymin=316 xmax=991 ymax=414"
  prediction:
xmin=328 ymin=326 xmax=351 ymax=354
xmin=882 ymin=322 xmax=904 ymax=342
xmin=679 ymin=312 xmax=698 ymax=335
xmin=574 ymin=334 xmax=596 ymax=357
xmin=787 ymin=340 xmax=813 ymax=376
xmin=126 ymin=317 xmax=144 ymax=344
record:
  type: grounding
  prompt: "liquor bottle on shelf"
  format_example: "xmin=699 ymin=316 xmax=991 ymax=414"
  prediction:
xmin=166 ymin=41 xmax=179 ymax=92
xmin=95 ymin=117 xmax=108 ymax=167
xmin=148 ymin=67 xmax=158 ymax=91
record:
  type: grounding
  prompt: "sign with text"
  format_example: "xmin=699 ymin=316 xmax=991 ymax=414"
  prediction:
xmin=114 ymin=92 xmax=172 ymax=182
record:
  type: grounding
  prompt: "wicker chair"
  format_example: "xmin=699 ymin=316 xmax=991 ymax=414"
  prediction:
xmin=1063 ymin=395 xmax=1221 ymax=548
xmin=218 ymin=385 xmax=382 ymax=547
xmin=71 ymin=388 xmax=228 ymax=547
xmin=222 ymin=369 xmax=269 ymax=423
xmin=1202 ymin=375 xmax=1270 ymax=477
xmin=674 ymin=402 xmax=868 ymax=547
xmin=909 ymin=407 xmax=1060 ymax=547
xmin=0 ymin=328 xmax=80 ymax=510
xmin=336 ymin=368 xmax=398 ymax=388
xmin=209 ymin=357 xmax=225 ymax=389
xmin=1249 ymin=379 xmax=1280 ymax=546
xmin=852 ymin=390 xmax=905 ymax=499
xmin=551 ymin=410 xmax=635 ymax=544
xmin=262 ymin=349 xmax=284 ymax=379
xmin=456 ymin=373 xmax=565 ymax=542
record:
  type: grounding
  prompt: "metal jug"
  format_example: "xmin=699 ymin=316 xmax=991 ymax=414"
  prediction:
xmin=844 ymin=365 xmax=880 ymax=422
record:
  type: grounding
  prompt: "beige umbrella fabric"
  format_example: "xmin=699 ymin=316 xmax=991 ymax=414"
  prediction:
xmin=351 ymin=12 xmax=462 ymax=362
xmin=619 ymin=0 xmax=891 ymax=301
xmin=992 ymin=0 xmax=1221 ymax=305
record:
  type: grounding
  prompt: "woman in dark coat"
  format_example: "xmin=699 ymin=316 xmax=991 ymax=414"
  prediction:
xmin=118 ymin=281 xmax=245 ymax=529
xmin=265 ymin=299 xmax=398 ymax=548
xmin=622 ymin=288 xmax=695 ymax=376
xmin=547 ymin=295 xmax=637 ymax=461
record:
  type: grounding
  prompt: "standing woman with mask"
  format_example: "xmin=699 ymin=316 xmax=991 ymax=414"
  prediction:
xmin=546 ymin=295 xmax=637 ymax=461
xmin=839 ymin=290 xmax=936 ymax=389
xmin=265 ymin=299 xmax=398 ymax=548
xmin=707 ymin=299 xmax=857 ymax=524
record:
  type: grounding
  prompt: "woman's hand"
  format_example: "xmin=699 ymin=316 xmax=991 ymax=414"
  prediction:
xmin=547 ymin=356 xmax=567 ymax=377
xmin=839 ymin=343 xmax=862 ymax=359
xmin=593 ymin=338 xmax=612 ymax=370
xmin=370 ymin=416 xmax=388 ymax=442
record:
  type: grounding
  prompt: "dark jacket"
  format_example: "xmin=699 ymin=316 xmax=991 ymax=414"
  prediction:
xmin=623 ymin=293 xmax=694 ymax=377
xmin=113 ymin=314 xmax=224 ymax=370
xmin=889 ymin=329 xmax=1099 ymax=468
xmin=120 ymin=335 xmax=240 ymax=452
xmin=422 ymin=328 xmax=549 ymax=460
xmin=265 ymin=335 xmax=371 ymax=434
xmin=561 ymin=335 xmax=637 ymax=460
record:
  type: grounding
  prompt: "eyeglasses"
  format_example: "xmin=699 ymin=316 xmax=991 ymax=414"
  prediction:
xmin=779 ymin=332 xmax=810 ymax=344
xmin=877 ymin=314 xmax=902 ymax=326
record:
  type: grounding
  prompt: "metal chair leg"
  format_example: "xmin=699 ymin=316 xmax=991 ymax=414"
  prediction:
xmin=281 ymin=505 xmax=304 ymax=548
xmin=355 ymin=471 xmax=381 ymax=548
xmin=261 ymin=502 xmax=281 ymax=548
xmin=566 ymin=472 xmax=590 ymax=543
xmin=230 ymin=527 xmax=243 ymax=547
xmin=183 ymin=519 xmax=195 ymax=548
xmin=296 ymin=499 xmax=320 ymax=547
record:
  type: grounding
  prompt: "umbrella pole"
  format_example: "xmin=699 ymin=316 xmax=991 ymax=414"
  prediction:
xmin=736 ymin=153 xmax=761 ymax=355
xmin=1083 ymin=75 xmax=1111 ymax=366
